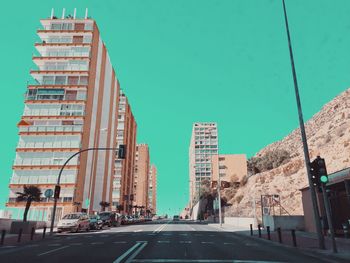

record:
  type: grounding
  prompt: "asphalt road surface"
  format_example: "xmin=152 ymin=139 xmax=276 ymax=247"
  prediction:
xmin=0 ymin=220 xmax=344 ymax=263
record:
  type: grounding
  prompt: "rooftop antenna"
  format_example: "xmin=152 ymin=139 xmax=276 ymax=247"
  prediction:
xmin=73 ymin=8 xmax=76 ymax=19
xmin=50 ymin=8 xmax=54 ymax=19
xmin=85 ymin=8 xmax=88 ymax=19
xmin=62 ymin=8 xmax=65 ymax=19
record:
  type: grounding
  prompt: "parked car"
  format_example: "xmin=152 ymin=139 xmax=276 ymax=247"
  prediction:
xmin=173 ymin=215 xmax=180 ymax=221
xmin=57 ymin=213 xmax=90 ymax=233
xmin=121 ymin=215 xmax=129 ymax=225
xmin=98 ymin=212 xmax=115 ymax=227
xmin=89 ymin=215 xmax=103 ymax=230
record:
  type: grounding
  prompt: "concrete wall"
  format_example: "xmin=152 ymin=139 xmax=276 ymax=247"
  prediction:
xmin=263 ymin=215 xmax=304 ymax=231
xmin=223 ymin=217 xmax=257 ymax=228
xmin=0 ymin=219 xmax=47 ymax=232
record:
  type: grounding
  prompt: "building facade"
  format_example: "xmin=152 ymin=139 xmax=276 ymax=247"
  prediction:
xmin=6 ymin=11 xmax=120 ymax=222
xmin=211 ymin=154 xmax=247 ymax=186
xmin=148 ymin=164 xmax=157 ymax=215
xmin=133 ymin=144 xmax=150 ymax=212
xmin=113 ymin=90 xmax=137 ymax=214
xmin=189 ymin=122 xmax=218 ymax=207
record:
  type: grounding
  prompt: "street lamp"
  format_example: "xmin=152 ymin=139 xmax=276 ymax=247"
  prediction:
xmin=49 ymin=146 xmax=119 ymax=234
xmin=281 ymin=0 xmax=324 ymax=249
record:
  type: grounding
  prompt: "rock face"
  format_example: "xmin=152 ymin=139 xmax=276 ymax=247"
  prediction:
xmin=225 ymin=88 xmax=350 ymax=219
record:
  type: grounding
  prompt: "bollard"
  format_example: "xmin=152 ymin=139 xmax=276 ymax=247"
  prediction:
xmin=291 ymin=229 xmax=297 ymax=247
xmin=1 ymin=230 xmax=5 ymax=246
xmin=342 ymin=223 xmax=349 ymax=239
xmin=266 ymin=226 xmax=271 ymax=240
xmin=17 ymin=228 xmax=23 ymax=243
xmin=277 ymin=227 xmax=282 ymax=243
xmin=258 ymin=224 xmax=262 ymax=238
xmin=30 ymin=227 xmax=35 ymax=241
xmin=250 ymin=224 xmax=253 ymax=236
xmin=42 ymin=227 xmax=47 ymax=239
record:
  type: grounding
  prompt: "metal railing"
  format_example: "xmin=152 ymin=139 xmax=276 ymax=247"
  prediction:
xmin=35 ymin=51 xmax=90 ymax=57
xmin=23 ymin=109 xmax=85 ymax=116
xmin=19 ymin=125 xmax=83 ymax=133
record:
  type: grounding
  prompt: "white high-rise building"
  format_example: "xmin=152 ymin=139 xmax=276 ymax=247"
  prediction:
xmin=189 ymin=122 xmax=218 ymax=207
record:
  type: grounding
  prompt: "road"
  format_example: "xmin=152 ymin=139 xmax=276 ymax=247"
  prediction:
xmin=0 ymin=220 xmax=344 ymax=263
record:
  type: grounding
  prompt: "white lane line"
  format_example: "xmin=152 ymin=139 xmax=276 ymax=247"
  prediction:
xmin=157 ymin=240 xmax=170 ymax=243
xmin=113 ymin=241 xmax=127 ymax=244
xmin=179 ymin=241 xmax=191 ymax=244
xmin=113 ymin=242 xmax=141 ymax=263
xmin=91 ymin=242 xmax=104 ymax=245
xmin=37 ymin=245 xmax=69 ymax=257
xmin=70 ymin=243 xmax=82 ymax=246
xmin=125 ymin=241 xmax=147 ymax=263
xmin=224 ymin=242 xmax=234 ymax=245
xmin=201 ymin=241 xmax=214 ymax=244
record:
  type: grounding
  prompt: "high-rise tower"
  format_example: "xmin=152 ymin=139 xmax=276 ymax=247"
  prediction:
xmin=6 ymin=9 xmax=120 ymax=222
xmin=189 ymin=122 xmax=218 ymax=207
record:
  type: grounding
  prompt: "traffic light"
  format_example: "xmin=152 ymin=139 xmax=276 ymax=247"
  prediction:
xmin=54 ymin=185 xmax=61 ymax=199
xmin=310 ymin=156 xmax=329 ymax=187
xmin=118 ymin=144 xmax=126 ymax=159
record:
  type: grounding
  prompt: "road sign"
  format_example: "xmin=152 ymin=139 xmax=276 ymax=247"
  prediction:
xmin=44 ymin=189 xmax=53 ymax=198
xmin=85 ymin=198 xmax=90 ymax=207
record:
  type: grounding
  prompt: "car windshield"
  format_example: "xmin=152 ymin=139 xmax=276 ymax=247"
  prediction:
xmin=62 ymin=214 xmax=80 ymax=220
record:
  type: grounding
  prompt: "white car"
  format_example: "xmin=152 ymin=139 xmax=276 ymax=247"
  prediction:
xmin=57 ymin=213 xmax=90 ymax=233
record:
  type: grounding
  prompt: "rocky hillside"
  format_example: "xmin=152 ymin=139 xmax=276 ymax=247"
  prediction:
xmin=225 ymin=88 xmax=350 ymax=219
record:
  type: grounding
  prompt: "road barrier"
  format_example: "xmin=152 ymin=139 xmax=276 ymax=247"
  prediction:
xmin=30 ymin=227 xmax=35 ymax=241
xmin=291 ymin=229 xmax=297 ymax=247
xmin=277 ymin=227 xmax=282 ymax=243
xmin=17 ymin=228 xmax=23 ymax=243
xmin=43 ymin=226 xmax=47 ymax=239
xmin=266 ymin=226 xmax=271 ymax=240
xmin=1 ymin=230 xmax=5 ymax=246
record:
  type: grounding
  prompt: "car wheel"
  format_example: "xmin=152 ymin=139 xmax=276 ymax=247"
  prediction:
xmin=75 ymin=225 xmax=80 ymax=233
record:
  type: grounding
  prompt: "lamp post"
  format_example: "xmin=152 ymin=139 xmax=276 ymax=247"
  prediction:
xmin=49 ymin=147 xmax=118 ymax=235
xmin=281 ymin=0 xmax=324 ymax=249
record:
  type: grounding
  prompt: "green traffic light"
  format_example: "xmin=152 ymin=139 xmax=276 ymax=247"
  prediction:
xmin=320 ymin=175 xmax=328 ymax=183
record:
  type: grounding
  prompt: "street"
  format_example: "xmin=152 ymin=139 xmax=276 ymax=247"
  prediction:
xmin=0 ymin=220 xmax=343 ymax=263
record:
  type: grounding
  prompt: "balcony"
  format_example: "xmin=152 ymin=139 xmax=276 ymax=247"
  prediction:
xmin=17 ymin=140 xmax=81 ymax=149
xmin=23 ymin=109 xmax=85 ymax=117
xmin=19 ymin=125 xmax=83 ymax=133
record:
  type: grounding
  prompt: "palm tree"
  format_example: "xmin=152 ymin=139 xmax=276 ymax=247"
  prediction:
xmin=16 ymin=185 xmax=42 ymax=222
xmin=99 ymin=201 xmax=110 ymax=211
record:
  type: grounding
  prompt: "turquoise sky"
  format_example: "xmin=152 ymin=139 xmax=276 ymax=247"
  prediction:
xmin=1 ymin=0 xmax=350 ymax=216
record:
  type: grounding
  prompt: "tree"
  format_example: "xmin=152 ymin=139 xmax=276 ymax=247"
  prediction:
xmin=99 ymin=201 xmax=110 ymax=211
xmin=117 ymin=205 xmax=124 ymax=213
xmin=16 ymin=185 xmax=42 ymax=222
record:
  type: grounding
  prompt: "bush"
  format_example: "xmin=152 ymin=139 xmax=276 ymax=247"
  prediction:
xmin=247 ymin=149 xmax=291 ymax=175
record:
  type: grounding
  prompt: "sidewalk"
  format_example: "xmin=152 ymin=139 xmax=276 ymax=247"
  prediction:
xmin=0 ymin=228 xmax=55 ymax=247
xmin=210 ymin=223 xmax=350 ymax=261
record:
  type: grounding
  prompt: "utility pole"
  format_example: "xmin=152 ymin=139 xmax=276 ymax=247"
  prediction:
xmin=281 ymin=0 xmax=325 ymax=249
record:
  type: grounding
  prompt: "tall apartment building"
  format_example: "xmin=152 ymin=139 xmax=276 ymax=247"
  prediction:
xmin=133 ymin=144 xmax=150 ymax=210
xmin=113 ymin=90 xmax=137 ymax=214
xmin=189 ymin=122 xmax=218 ymax=207
xmin=211 ymin=154 xmax=247 ymax=186
xmin=6 ymin=10 xmax=120 ymax=222
xmin=148 ymin=164 xmax=157 ymax=215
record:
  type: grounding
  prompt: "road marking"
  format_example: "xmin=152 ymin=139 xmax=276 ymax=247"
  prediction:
xmin=179 ymin=241 xmax=192 ymax=244
xmin=0 ymin=246 xmax=17 ymax=249
xmin=157 ymin=240 xmax=170 ymax=243
xmin=201 ymin=241 xmax=214 ymax=244
xmin=245 ymin=242 xmax=259 ymax=247
xmin=91 ymin=242 xmax=104 ymax=245
xmin=70 ymin=243 xmax=82 ymax=246
xmin=37 ymin=245 xmax=69 ymax=256
xmin=114 ymin=241 xmax=127 ymax=244
xmin=47 ymin=243 xmax=61 ymax=247
xmin=113 ymin=242 xmax=142 ymax=263
xmin=194 ymin=234 xmax=202 ymax=236
xmin=134 ymin=229 xmax=143 ymax=232
xmin=224 ymin=242 xmax=234 ymax=245
xmin=125 ymin=241 xmax=147 ymax=263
